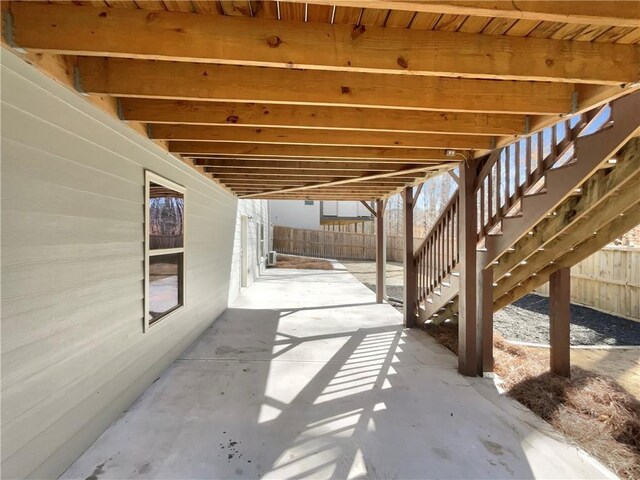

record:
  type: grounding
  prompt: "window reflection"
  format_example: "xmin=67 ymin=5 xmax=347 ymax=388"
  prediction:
xmin=149 ymin=182 xmax=184 ymax=250
xmin=149 ymin=253 xmax=183 ymax=321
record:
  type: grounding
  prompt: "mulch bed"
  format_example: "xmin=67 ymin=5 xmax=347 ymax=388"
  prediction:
xmin=271 ymin=254 xmax=333 ymax=270
xmin=423 ymin=323 xmax=640 ymax=480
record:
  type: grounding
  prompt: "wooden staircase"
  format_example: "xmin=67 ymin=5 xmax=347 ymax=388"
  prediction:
xmin=415 ymin=91 xmax=640 ymax=327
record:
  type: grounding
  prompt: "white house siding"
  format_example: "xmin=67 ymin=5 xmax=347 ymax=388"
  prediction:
xmin=269 ymin=199 xmax=321 ymax=229
xmin=0 ymin=49 xmax=268 ymax=479
xmin=228 ymin=200 xmax=269 ymax=300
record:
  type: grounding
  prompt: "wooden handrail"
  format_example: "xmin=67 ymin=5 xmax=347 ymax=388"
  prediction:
xmin=413 ymin=99 xmax=615 ymax=309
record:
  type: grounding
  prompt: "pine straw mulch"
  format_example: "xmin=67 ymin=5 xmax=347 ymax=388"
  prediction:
xmin=423 ymin=322 xmax=640 ymax=479
xmin=272 ymin=254 xmax=334 ymax=270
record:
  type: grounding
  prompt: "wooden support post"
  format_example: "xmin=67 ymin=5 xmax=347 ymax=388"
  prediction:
xmin=459 ymin=159 xmax=481 ymax=376
xmin=376 ymin=199 xmax=386 ymax=304
xmin=403 ymin=187 xmax=417 ymax=327
xmin=477 ymin=254 xmax=494 ymax=372
xmin=550 ymin=267 xmax=571 ymax=377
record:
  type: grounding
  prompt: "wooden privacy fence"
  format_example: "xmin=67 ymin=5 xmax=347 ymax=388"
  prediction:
xmin=273 ymin=225 xmax=422 ymax=263
xmin=535 ymin=247 xmax=640 ymax=320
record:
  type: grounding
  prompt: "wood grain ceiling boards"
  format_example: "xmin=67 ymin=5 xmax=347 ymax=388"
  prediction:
xmin=5 ymin=0 xmax=639 ymax=199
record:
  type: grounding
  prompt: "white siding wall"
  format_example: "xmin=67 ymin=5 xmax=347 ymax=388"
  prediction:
xmin=0 ymin=49 xmax=268 ymax=479
xmin=269 ymin=199 xmax=320 ymax=229
xmin=322 ymin=201 xmax=373 ymax=218
xmin=228 ymin=200 xmax=269 ymax=300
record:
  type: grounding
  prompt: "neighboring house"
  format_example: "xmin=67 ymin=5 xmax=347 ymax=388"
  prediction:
xmin=269 ymin=199 xmax=321 ymax=229
xmin=269 ymin=200 xmax=373 ymax=229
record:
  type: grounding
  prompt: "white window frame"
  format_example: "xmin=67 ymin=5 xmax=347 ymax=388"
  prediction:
xmin=144 ymin=171 xmax=187 ymax=332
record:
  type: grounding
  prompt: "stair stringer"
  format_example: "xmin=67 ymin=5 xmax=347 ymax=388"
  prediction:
xmin=417 ymin=271 xmax=459 ymax=325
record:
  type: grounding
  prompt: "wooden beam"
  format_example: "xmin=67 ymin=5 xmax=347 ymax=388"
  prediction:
xmin=121 ymin=99 xmax=527 ymax=136
xmin=222 ymin=180 xmax=410 ymax=188
xmin=413 ymin=182 xmax=424 ymax=203
xmin=213 ymin=174 xmax=414 ymax=182
xmin=262 ymin=195 xmax=385 ymax=200
xmin=235 ymin=185 xmax=398 ymax=191
xmin=360 ymin=201 xmax=377 ymax=217
xmin=239 ymin=165 xmax=444 ymax=198
xmin=195 ymin=158 xmax=422 ymax=171
xmin=151 ymin=124 xmax=492 ymax=150
xmin=304 ymin=1 xmax=640 ymax=27
xmin=403 ymin=187 xmax=416 ymax=327
xmin=549 ymin=267 xmax=571 ymax=378
xmin=76 ymin=57 xmax=574 ymax=115
xmin=206 ymin=169 xmax=363 ymax=177
xmin=458 ymin=158 xmax=480 ymax=377
xmin=207 ymin=170 xmax=423 ymax=182
xmin=13 ymin=3 xmax=638 ymax=84
xmin=376 ymin=198 xmax=386 ymax=304
xmin=170 ymin=142 xmax=459 ymax=162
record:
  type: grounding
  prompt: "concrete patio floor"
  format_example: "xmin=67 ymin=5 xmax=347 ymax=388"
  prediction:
xmin=62 ymin=266 xmax=613 ymax=479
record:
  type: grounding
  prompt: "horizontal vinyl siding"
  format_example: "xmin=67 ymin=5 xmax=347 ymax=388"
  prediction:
xmin=0 ymin=49 xmax=268 ymax=479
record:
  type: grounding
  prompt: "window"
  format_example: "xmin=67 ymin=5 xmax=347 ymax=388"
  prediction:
xmin=259 ymin=223 xmax=265 ymax=258
xmin=304 ymin=200 xmax=315 ymax=206
xmin=145 ymin=171 xmax=185 ymax=330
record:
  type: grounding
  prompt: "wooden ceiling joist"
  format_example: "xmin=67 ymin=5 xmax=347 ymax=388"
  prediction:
xmin=205 ymin=169 xmax=362 ymax=177
xmin=238 ymin=164 xmax=444 ymax=198
xmin=172 ymin=142 xmax=461 ymax=161
xmin=11 ymin=3 xmax=639 ymax=84
xmin=303 ymin=1 xmax=640 ymax=27
xmin=150 ymin=124 xmax=493 ymax=150
xmin=76 ymin=57 xmax=573 ymax=115
xmin=121 ymin=99 xmax=526 ymax=136
xmin=213 ymin=176 xmax=420 ymax=183
xmin=193 ymin=158 xmax=425 ymax=171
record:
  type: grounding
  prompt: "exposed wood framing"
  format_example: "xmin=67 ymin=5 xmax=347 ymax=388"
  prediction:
xmin=121 ymin=99 xmax=527 ymax=136
xmin=477 ymin=254 xmax=494 ymax=373
xmin=303 ymin=1 xmax=640 ymax=27
xmin=238 ymin=164 xmax=449 ymax=198
xmin=75 ymin=57 xmax=574 ymax=115
xmin=458 ymin=158 xmax=480 ymax=376
xmin=150 ymin=125 xmax=493 ymax=149
xmin=549 ymin=267 xmax=571 ymax=378
xmin=360 ymin=201 xmax=377 ymax=217
xmin=494 ymin=205 xmax=640 ymax=311
xmin=12 ymin=3 xmax=639 ymax=84
xmin=494 ymin=139 xmax=640 ymax=283
xmin=376 ymin=198 xmax=386 ymax=304
xmin=196 ymin=159 xmax=425 ymax=171
xmin=5 ymin=0 xmax=636 ymax=202
xmin=413 ymin=182 xmax=424 ymax=203
xmin=170 ymin=142 xmax=465 ymax=161
xmin=403 ymin=187 xmax=416 ymax=327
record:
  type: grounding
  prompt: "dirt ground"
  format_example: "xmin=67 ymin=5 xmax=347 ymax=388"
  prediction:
xmin=272 ymin=254 xmax=333 ymax=270
xmin=343 ymin=260 xmax=640 ymax=400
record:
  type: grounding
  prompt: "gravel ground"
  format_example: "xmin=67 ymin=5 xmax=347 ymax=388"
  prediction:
xmin=360 ymin=282 xmax=405 ymax=312
xmin=495 ymin=294 xmax=640 ymax=346
xmin=357 ymin=279 xmax=640 ymax=346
